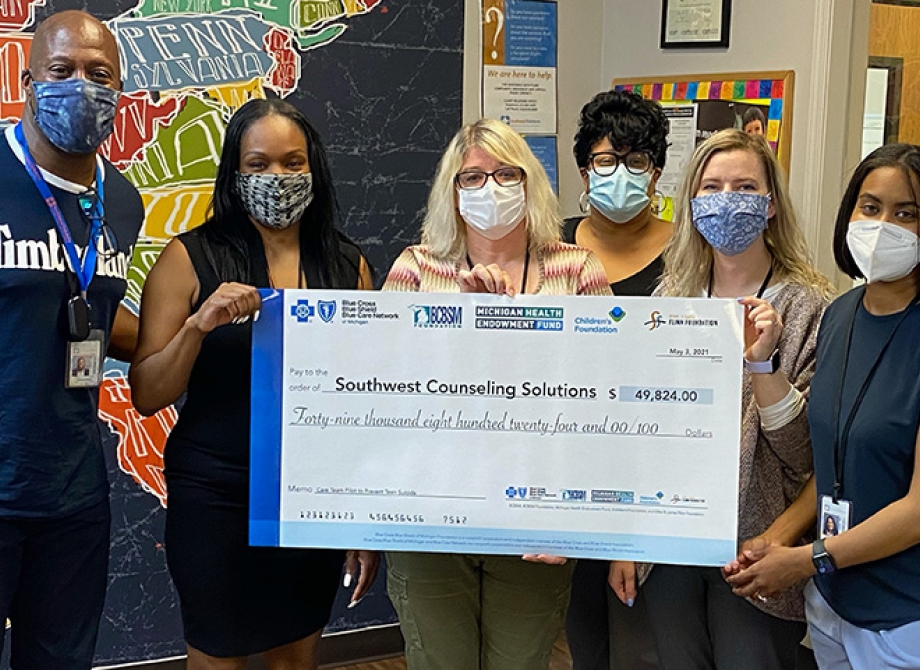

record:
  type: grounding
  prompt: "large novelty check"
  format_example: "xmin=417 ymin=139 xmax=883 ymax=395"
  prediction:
xmin=250 ymin=290 xmax=744 ymax=565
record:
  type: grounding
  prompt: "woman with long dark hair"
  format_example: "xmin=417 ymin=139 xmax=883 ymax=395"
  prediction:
xmin=130 ymin=98 xmax=377 ymax=669
xmin=725 ymin=143 xmax=920 ymax=668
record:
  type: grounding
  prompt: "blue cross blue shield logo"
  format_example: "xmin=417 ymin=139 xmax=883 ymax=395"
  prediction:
xmin=290 ymin=299 xmax=315 ymax=323
xmin=318 ymin=300 xmax=336 ymax=323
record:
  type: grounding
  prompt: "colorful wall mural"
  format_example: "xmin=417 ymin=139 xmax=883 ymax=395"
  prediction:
xmin=0 ymin=0 xmax=462 ymax=665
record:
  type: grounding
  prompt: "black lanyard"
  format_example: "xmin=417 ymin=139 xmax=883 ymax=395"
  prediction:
xmin=832 ymin=288 xmax=919 ymax=501
xmin=466 ymin=250 xmax=530 ymax=295
xmin=707 ymin=263 xmax=773 ymax=299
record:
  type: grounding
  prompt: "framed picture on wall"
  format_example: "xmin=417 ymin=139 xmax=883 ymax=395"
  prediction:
xmin=660 ymin=0 xmax=732 ymax=49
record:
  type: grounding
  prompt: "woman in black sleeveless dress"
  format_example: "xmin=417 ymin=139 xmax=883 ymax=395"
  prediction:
xmin=130 ymin=99 xmax=378 ymax=668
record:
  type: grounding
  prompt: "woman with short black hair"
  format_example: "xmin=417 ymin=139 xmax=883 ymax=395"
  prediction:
xmin=565 ymin=88 xmax=673 ymax=670
xmin=565 ymin=89 xmax=672 ymax=297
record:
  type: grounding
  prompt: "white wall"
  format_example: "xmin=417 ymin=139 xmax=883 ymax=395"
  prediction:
xmin=599 ymin=0 xmax=868 ymax=281
xmin=463 ymin=0 xmax=870 ymax=282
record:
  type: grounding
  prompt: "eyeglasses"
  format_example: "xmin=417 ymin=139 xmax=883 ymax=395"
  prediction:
xmin=454 ymin=166 xmax=526 ymax=190
xmin=77 ymin=189 xmax=119 ymax=259
xmin=587 ymin=151 xmax=654 ymax=177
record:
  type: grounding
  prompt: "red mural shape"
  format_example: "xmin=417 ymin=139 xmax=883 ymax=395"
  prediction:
xmin=264 ymin=27 xmax=300 ymax=98
xmin=0 ymin=33 xmax=32 ymax=121
xmin=98 ymin=376 xmax=177 ymax=508
xmin=0 ymin=0 xmax=45 ymax=32
xmin=99 ymin=92 xmax=184 ymax=169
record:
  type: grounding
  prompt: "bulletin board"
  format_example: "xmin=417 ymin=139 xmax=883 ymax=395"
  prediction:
xmin=612 ymin=70 xmax=794 ymax=169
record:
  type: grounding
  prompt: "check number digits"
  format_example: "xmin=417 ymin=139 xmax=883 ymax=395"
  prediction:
xmin=368 ymin=513 xmax=425 ymax=524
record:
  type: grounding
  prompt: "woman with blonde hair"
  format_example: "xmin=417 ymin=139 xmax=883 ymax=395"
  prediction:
xmin=383 ymin=118 xmax=610 ymax=669
xmin=610 ymin=129 xmax=833 ymax=670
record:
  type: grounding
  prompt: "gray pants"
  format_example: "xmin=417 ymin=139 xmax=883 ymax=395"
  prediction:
xmin=643 ymin=565 xmax=806 ymax=670
xmin=565 ymin=558 xmax=660 ymax=670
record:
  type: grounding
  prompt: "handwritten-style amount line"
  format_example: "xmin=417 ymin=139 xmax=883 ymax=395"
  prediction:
xmin=287 ymin=423 xmax=689 ymax=438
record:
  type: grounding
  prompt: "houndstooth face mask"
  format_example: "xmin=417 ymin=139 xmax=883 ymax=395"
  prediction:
xmin=236 ymin=172 xmax=314 ymax=230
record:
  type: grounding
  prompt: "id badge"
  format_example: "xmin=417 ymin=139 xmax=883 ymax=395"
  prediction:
xmin=819 ymin=495 xmax=852 ymax=538
xmin=66 ymin=329 xmax=104 ymax=388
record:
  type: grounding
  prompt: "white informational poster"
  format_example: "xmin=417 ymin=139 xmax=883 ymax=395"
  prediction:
xmin=659 ymin=103 xmax=700 ymax=198
xmin=483 ymin=66 xmax=557 ymax=133
xmin=250 ymin=291 xmax=744 ymax=566
xmin=482 ymin=0 xmax=557 ymax=134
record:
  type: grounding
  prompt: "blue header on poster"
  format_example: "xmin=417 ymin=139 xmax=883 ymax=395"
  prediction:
xmin=505 ymin=0 xmax=557 ymax=68
xmin=525 ymin=135 xmax=558 ymax=193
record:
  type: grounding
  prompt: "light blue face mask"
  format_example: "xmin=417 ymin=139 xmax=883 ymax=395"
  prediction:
xmin=31 ymin=78 xmax=120 ymax=154
xmin=690 ymin=191 xmax=770 ymax=256
xmin=587 ymin=169 xmax=652 ymax=224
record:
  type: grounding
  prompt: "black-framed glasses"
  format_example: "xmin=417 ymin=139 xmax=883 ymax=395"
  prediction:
xmin=454 ymin=166 xmax=526 ymax=190
xmin=77 ymin=189 xmax=119 ymax=259
xmin=587 ymin=151 xmax=654 ymax=177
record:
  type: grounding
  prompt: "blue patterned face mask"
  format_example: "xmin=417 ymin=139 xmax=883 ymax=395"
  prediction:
xmin=31 ymin=78 xmax=120 ymax=154
xmin=690 ymin=191 xmax=770 ymax=256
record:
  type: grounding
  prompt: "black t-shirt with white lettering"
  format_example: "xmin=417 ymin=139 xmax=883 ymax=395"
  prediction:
xmin=0 ymin=131 xmax=144 ymax=518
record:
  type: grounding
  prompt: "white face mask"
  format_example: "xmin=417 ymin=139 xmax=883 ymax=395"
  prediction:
xmin=457 ymin=182 xmax=527 ymax=240
xmin=846 ymin=219 xmax=920 ymax=283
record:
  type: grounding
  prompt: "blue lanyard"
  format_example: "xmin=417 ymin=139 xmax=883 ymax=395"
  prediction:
xmin=14 ymin=122 xmax=103 ymax=296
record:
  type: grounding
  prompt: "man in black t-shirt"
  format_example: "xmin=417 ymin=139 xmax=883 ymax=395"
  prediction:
xmin=0 ymin=10 xmax=144 ymax=670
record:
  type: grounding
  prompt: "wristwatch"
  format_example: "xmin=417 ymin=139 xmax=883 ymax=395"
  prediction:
xmin=744 ymin=349 xmax=780 ymax=374
xmin=812 ymin=538 xmax=837 ymax=575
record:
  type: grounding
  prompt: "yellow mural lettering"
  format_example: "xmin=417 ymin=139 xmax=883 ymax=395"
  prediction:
xmin=206 ymin=78 xmax=265 ymax=108
xmin=139 ymin=183 xmax=214 ymax=240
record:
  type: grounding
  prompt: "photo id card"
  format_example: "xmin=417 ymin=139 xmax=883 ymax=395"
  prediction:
xmin=819 ymin=495 xmax=852 ymax=538
xmin=66 ymin=329 xmax=104 ymax=388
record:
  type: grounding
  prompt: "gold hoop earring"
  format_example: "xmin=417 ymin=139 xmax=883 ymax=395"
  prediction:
xmin=651 ymin=189 xmax=665 ymax=216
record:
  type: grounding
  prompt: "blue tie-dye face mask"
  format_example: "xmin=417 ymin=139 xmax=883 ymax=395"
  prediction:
xmin=690 ymin=191 xmax=770 ymax=256
xmin=31 ymin=78 xmax=120 ymax=155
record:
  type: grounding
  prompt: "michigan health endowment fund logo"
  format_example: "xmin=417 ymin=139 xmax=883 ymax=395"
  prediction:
xmin=291 ymin=299 xmax=315 ymax=323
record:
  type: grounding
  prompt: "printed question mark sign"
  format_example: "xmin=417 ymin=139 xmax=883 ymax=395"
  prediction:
xmin=485 ymin=7 xmax=504 ymax=60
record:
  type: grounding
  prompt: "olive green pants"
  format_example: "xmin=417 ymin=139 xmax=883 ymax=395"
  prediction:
xmin=386 ymin=552 xmax=575 ymax=670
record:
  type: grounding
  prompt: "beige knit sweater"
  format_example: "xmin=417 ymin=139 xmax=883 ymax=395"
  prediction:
xmin=382 ymin=242 xmax=612 ymax=297
xmin=640 ymin=282 xmax=829 ymax=621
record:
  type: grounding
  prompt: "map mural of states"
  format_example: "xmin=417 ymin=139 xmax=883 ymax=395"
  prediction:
xmin=0 ymin=0 xmax=462 ymax=665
